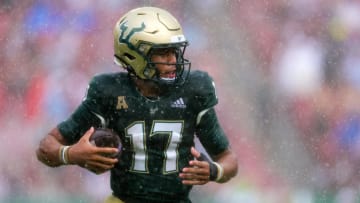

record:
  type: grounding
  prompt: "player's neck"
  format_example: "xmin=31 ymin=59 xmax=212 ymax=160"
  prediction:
xmin=132 ymin=76 xmax=163 ymax=97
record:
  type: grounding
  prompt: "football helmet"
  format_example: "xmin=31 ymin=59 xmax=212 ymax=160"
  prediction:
xmin=113 ymin=7 xmax=191 ymax=85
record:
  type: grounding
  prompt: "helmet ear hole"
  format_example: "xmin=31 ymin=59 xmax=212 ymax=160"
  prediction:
xmin=124 ymin=53 xmax=135 ymax=60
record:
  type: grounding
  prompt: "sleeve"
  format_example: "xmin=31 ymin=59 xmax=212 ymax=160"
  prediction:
xmin=195 ymin=108 xmax=229 ymax=156
xmin=57 ymin=75 xmax=109 ymax=144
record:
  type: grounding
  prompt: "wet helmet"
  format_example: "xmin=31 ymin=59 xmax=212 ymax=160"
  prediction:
xmin=113 ymin=7 xmax=191 ymax=85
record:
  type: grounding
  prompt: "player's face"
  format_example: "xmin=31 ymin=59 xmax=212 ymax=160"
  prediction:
xmin=150 ymin=48 xmax=177 ymax=79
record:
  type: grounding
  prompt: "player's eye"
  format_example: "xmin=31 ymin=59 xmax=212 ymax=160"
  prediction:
xmin=151 ymin=48 xmax=177 ymax=56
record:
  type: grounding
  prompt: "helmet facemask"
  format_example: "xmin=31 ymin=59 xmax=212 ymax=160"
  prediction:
xmin=146 ymin=42 xmax=191 ymax=86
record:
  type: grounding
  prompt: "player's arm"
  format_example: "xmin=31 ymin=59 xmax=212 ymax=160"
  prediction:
xmin=181 ymin=73 xmax=238 ymax=184
xmin=36 ymin=126 xmax=119 ymax=174
xmin=198 ymin=108 xmax=238 ymax=182
xmin=36 ymin=74 xmax=119 ymax=172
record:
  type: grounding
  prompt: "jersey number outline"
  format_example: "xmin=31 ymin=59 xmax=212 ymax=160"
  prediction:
xmin=125 ymin=120 xmax=184 ymax=174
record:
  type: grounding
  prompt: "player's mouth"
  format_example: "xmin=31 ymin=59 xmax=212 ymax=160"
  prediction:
xmin=159 ymin=71 xmax=176 ymax=79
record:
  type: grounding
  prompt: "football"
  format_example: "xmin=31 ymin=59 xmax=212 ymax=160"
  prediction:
xmin=90 ymin=128 xmax=121 ymax=149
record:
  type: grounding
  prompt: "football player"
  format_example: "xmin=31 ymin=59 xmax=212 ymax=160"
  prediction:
xmin=36 ymin=7 xmax=238 ymax=203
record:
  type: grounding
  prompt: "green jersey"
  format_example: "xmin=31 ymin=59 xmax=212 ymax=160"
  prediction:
xmin=58 ymin=70 xmax=229 ymax=203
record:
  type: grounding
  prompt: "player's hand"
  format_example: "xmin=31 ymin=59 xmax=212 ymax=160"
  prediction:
xmin=67 ymin=127 xmax=119 ymax=174
xmin=179 ymin=147 xmax=211 ymax=185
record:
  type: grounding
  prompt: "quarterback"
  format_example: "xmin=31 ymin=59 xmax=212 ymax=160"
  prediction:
xmin=36 ymin=7 xmax=238 ymax=203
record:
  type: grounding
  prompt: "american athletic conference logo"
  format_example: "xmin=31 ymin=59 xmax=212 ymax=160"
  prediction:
xmin=171 ymin=98 xmax=186 ymax=108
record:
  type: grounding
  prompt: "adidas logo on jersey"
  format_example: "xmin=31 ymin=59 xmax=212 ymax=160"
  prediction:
xmin=171 ymin=98 xmax=186 ymax=108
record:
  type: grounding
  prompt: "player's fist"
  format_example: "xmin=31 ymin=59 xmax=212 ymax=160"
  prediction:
xmin=68 ymin=127 xmax=119 ymax=174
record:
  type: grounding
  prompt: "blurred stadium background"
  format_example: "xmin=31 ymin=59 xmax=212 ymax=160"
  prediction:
xmin=1 ymin=0 xmax=360 ymax=202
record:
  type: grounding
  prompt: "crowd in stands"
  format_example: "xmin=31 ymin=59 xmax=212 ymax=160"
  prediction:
xmin=1 ymin=0 xmax=360 ymax=202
